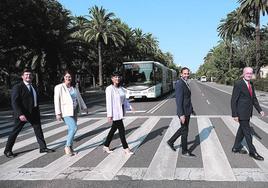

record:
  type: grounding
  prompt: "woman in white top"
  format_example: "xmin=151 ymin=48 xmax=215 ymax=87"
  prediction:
xmin=103 ymin=71 xmax=133 ymax=155
xmin=54 ymin=70 xmax=88 ymax=156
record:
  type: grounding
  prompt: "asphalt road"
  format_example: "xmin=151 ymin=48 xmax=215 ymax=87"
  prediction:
xmin=0 ymin=80 xmax=268 ymax=188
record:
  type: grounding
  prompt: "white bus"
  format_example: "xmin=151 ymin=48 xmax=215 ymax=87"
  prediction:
xmin=122 ymin=61 xmax=177 ymax=99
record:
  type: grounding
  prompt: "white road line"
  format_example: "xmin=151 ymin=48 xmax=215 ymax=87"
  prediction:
xmin=10 ymin=118 xmax=136 ymax=180
xmin=222 ymin=116 xmax=268 ymax=174
xmin=0 ymin=118 xmax=108 ymax=180
xmin=143 ymin=117 xmax=180 ymax=180
xmin=200 ymin=83 xmax=268 ymax=109
xmin=0 ymin=117 xmax=91 ymax=156
xmin=175 ymin=168 xmax=204 ymax=180
xmin=0 ymin=118 xmax=100 ymax=143
xmin=0 ymin=121 xmax=59 ymax=143
xmin=206 ymin=100 xmax=210 ymax=105
xmin=54 ymin=167 xmax=94 ymax=179
xmin=82 ymin=116 xmax=160 ymax=180
xmin=147 ymin=93 xmax=174 ymax=114
xmin=197 ymin=117 xmax=236 ymax=181
xmin=250 ymin=116 xmax=268 ymax=134
xmin=115 ymin=167 xmax=147 ymax=180
xmin=53 ymin=167 xmax=268 ymax=181
xmin=233 ymin=168 xmax=268 ymax=182
xmin=147 ymin=99 xmax=168 ymax=114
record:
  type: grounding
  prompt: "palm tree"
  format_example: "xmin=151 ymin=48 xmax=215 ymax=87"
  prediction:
xmin=83 ymin=6 xmax=125 ymax=87
xmin=238 ymin=0 xmax=268 ymax=77
xmin=217 ymin=8 xmax=253 ymax=70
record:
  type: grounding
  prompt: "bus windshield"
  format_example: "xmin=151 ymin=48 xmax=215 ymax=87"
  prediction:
xmin=123 ymin=63 xmax=154 ymax=86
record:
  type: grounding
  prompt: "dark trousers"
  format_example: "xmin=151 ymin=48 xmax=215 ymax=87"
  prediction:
xmin=5 ymin=108 xmax=47 ymax=152
xmin=168 ymin=115 xmax=190 ymax=153
xmin=104 ymin=119 xmax=128 ymax=149
xmin=233 ymin=119 xmax=256 ymax=154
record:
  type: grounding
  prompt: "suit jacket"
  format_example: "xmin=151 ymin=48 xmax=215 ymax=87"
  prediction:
xmin=106 ymin=85 xmax=131 ymax=121
xmin=11 ymin=81 xmax=39 ymax=119
xmin=175 ymin=78 xmax=193 ymax=117
xmin=231 ymin=79 xmax=262 ymax=120
xmin=54 ymin=83 xmax=87 ymax=117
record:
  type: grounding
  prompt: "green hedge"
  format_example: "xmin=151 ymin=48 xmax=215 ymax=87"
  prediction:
xmin=253 ymin=78 xmax=268 ymax=92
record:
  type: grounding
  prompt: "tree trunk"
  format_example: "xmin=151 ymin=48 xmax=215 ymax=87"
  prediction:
xmin=228 ymin=41 xmax=233 ymax=71
xmin=98 ymin=42 xmax=103 ymax=87
xmin=255 ymin=9 xmax=261 ymax=78
xmin=92 ymin=74 xmax=96 ymax=88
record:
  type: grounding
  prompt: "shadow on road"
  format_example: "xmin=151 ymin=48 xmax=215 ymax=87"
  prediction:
xmin=187 ymin=126 xmax=214 ymax=153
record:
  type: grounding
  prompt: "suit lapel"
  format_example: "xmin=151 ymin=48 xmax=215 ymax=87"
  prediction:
xmin=241 ymin=80 xmax=252 ymax=98
xmin=181 ymin=79 xmax=191 ymax=93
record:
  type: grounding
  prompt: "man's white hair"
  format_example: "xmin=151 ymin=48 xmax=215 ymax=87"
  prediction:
xmin=243 ymin=67 xmax=253 ymax=74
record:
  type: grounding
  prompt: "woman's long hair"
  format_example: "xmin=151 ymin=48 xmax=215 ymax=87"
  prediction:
xmin=111 ymin=71 xmax=122 ymax=87
xmin=62 ymin=69 xmax=75 ymax=87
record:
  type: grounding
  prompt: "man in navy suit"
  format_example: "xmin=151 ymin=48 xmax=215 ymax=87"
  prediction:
xmin=4 ymin=69 xmax=55 ymax=158
xmin=167 ymin=67 xmax=196 ymax=157
xmin=231 ymin=67 xmax=265 ymax=161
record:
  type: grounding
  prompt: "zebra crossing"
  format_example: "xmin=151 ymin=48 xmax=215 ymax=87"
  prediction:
xmin=0 ymin=115 xmax=268 ymax=182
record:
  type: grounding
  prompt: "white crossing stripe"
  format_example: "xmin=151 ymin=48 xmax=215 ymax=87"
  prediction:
xmin=143 ymin=117 xmax=180 ymax=180
xmin=0 ymin=117 xmax=92 ymax=155
xmin=221 ymin=116 xmax=268 ymax=173
xmin=0 ymin=121 xmax=60 ymax=143
xmin=197 ymin=117 xmax=236 ymax=181
xmin=0 ymin=117 xmax=101 ymax=143
xmin=175 ymin=168 xmax=204 ymax=180
xmin=250 ymin=116 xmax=268 ymax=134
xmin=1 ymin=115 xmax=268 ymax=182
xmin=82 ymin=116 xmax=161 ymax=180
xmin=0 ymin=118 xmax=107 ymax=180
xmin=233 ymin=168 xmax=268 ymax=181
xmin=5 ymin=118 xmax=135 ymax=180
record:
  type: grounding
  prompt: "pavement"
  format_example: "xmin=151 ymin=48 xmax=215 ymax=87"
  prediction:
xmin=0 ymin=81 xmax=268 ymax=188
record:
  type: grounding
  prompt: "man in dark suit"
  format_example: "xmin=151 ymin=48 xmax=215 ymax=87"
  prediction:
xmin=4 ymin=69 xmax=55 ymax=158
xmin=231 ymin=67 xmax=265 ymax=161
xmin=167 ymin=67 xmax=196 ymax=157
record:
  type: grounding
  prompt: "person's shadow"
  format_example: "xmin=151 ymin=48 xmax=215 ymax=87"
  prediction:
xmin=187 ymin=126 xmax=214 ymax=153
xmin=127 ymin=126 xmax=168 ymax=148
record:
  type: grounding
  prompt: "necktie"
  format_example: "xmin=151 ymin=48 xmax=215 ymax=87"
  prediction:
xmin=29 ymin=85 xmax=35 ymax=105
xmin=248 ymin=81 xmax=252 ymax=97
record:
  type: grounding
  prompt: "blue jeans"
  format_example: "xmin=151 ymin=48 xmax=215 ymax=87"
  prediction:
xmin=63 ymin=113 xmax=77 ymax=147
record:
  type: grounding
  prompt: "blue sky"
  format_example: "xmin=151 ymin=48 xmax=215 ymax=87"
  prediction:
xmin=58 ymin=0 xmax=267 ymax=72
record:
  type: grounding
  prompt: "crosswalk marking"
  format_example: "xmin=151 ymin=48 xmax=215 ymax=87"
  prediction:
xmin=250 ymin=116 xmax=268 ymax=134
xmin=175 ymin=168 xmax=204 ymax=180
xmin=0 ymin=118 xmax=107 ymax=180
xmin=197 ymin=117 xmax=236 ymax=181
xmin=82 ymin=117 xmax=161 ymax=180
xmin=0 ymin=115 xmax=268 ymax=181
xmin=233 ymin=168 xmax=268 ymax=181
xmin=0 ymin=117 xmax=93 ymax=156
xmin=143 ymin=117 xmax=180 ymax=180
xmin=0 ymin=117 xmax=101 ymax=143
xmin=222 ymin=116 xmax=268 ymax=173
xmin=5 ymin=118 xmax=135 ymax=180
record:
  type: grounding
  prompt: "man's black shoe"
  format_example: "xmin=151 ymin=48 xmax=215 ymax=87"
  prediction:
xmin=167 ymin=141 xmax=176 ymax=151
xmin=232 ymin=148 xmax=248 ymax=154
xmin=249 ymin=152 xmax=264 ymax=161
xmin=4 ymin=151 xmax=17 ymax=158
xmin=40 ymin=148 xmax=55 ymax=153
xmin=181 ymin=152 xmax=196 ymax=158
